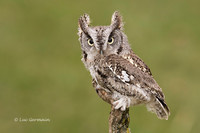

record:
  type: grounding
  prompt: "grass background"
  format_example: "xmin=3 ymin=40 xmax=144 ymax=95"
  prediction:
xmin=0 ymin=0 xmax=200 ymax=132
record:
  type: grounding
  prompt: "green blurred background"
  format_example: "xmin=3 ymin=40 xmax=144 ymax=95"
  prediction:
xmin=0 ymin=0 xmax=200 ymax=133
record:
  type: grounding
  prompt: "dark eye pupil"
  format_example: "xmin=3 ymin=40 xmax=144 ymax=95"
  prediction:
xmin=89 ymin=39 xmax=93 ymax=44
xmin=108 ymin=38 xmax=112 ymax=42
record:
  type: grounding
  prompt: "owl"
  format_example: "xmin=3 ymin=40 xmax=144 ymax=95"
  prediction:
xmin=78 ymin=11 xmax=170 ymax=120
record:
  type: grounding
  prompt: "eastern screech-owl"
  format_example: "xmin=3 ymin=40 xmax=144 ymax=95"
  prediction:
xmin=78 ymin=11 xmax=170 ymax=120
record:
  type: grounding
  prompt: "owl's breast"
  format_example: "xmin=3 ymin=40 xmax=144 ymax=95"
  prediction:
xmin=88 ymin=66 xmax=97 ymax=80
xmin=87 ymin=58 xmax=108 ymax=86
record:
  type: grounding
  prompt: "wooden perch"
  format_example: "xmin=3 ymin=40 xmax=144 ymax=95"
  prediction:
xmin=109 ymin=107 xmax=131 ymax=133
xmin=94 ymin=84 xmax=131 ymax=133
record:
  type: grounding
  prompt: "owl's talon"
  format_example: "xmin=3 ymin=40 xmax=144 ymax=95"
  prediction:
xmin=113 ymin=97 xmax=130 ymax=111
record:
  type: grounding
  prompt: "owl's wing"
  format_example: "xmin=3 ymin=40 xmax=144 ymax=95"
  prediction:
xmin=96 ymin=54 xmax=169 ymax=119
xmin=99 ymin=54 xmax=163 ymax=99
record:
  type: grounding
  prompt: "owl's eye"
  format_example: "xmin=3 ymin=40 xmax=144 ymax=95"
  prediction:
xmin=108 ymin=37 xmax=114 ymax=44
xmin=87 ymin=38 xmax=94 ymax=46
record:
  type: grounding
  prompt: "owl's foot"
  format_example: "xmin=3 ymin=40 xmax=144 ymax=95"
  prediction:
xmin=113 ymin=96 xmax=131 ymax=111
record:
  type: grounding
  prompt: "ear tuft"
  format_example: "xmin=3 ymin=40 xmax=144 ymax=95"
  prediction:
xmin=78 ymin=13 xmax=91 ymax=34
xmin=111 ymin=11 xmax=123 ymax=30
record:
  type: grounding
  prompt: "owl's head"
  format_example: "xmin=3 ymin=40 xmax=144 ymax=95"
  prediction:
xmin=78 ymin=11 xmax=130 ymax=60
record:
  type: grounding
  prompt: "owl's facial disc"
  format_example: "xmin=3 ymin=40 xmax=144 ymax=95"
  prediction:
xmin=85 ymin=26 xmax=122 ymax=56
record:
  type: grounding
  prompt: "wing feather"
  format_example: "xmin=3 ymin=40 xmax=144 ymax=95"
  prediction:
xmin=95 ymin=54 xmax=164 ymax=99
xmin=94 ymin=54 xmax=170 ymax=119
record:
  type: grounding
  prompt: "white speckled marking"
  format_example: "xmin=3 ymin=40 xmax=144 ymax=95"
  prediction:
xmin=136 ymin=83 xmax=141 ymax=88
xmin=123 ymin=55 xmax=135 ymax=65
xmin=130 ymin=75 xmax=134 ymax=80
xmin=107 ymin=64 xmax=130 ymax=83
xmin=121 ymin=70 xmax=130 ymax=82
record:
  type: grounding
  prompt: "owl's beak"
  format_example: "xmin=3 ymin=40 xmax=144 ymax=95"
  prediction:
xmin=100 ymin=50 xmax=104 ymax=55
xmin=99 ymin=44 xmax=104 ymax=55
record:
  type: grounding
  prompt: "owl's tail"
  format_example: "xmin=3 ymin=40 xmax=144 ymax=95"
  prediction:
xmin=146 ymin=96 xmax=170 ymax=120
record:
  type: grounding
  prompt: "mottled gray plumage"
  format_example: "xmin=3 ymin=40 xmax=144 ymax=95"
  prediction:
xmin=78 ymin=11 xmax=170 ymax=120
